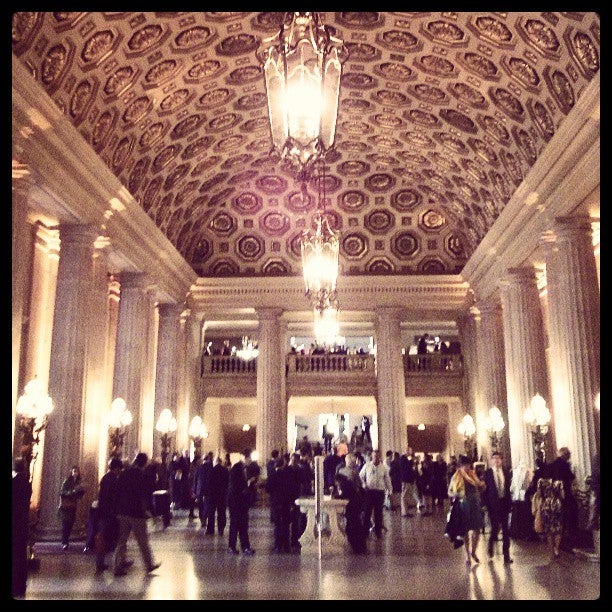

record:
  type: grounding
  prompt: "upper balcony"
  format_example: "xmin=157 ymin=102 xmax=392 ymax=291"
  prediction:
xmin=201 ymin=351 xmax=463 ymax=399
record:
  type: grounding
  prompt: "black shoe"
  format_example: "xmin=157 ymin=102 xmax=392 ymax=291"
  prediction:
xmin=227 ymin=547 xmax=239 ymax=555
xmin=114 ymin=568 xmax=128 ymax=577
xmin=488 ymin=548 xmax=494 ymax=559
xmin=242 ymin=548 xmax=255 ymax=556
xmin=205 ymin=530 xmax=214 ymax=535
xmin=504 ymin=556 xmax=514 ymax=564
xmin=147 ymin=562 xmax=161 ymax=573
xmin=96 ymin=563 xmax=109 ymax=572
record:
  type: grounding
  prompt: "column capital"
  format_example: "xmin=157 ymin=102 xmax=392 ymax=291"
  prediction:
xmin=158 ymin=302 xmax=184 ymax=319
xmin=553 ymin=214 xmax=596 ymax=239
xmin=375 ymin=306 xmax=403 ymax=321
xmin=256 ymin=307 xmax=284 ymax=321
xmin=499 ymin=266 xmax=537 ymax=287
xmin=58 ymin=223 xmax=99 ymax=245
xmin=119 ymin=271 xmax=148 ymax=289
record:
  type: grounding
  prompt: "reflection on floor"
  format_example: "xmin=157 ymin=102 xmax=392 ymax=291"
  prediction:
xmin=24 ymin=504 xmax=599 ymax=600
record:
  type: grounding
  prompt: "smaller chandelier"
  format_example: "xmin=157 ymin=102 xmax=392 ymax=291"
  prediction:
xmin=313 ymin=304 xmax=340 ymax=346
xmin=257 ymin=12 xmax=348 ymax=182
xmin=236 ymin=336 xmax=259 ymax=361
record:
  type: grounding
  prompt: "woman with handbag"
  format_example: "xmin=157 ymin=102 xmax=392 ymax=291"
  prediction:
xmin=448 ymin=455 xmax=486 ymax=567
xmin=58 ymin=465 xmax=85 ymax=550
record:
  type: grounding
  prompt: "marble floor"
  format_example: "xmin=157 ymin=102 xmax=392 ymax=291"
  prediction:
xmin=23 ymin=505 xmax=600 ymax=600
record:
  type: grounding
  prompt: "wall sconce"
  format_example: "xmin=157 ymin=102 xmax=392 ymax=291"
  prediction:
xmin=189 ymin=416 xmax=208 ymax=461
xmin=242 ymin=423 xmax=251 ymax=432
xmin=108 ymin=397 xmax=132 ymax=460
xmin=417 ymin=423 xmax=426 ymax=431
xmin=523 ymin=393 xmax=551 ymax=464
xmin=15 ymin=378 xmax=54 ymax=482
xmin=457 ymin=413 xmax=477 ymax=461
xmin=484 ymin=406 xmax=505 ymax=452
xmin=595 ymin=391 xmax=600 ymax=412
xmin=155 ymin=408 xmax=177 ymax=466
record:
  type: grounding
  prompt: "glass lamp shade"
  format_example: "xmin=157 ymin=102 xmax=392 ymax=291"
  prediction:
xmin=457 ymin=413 xmax=476 ymax=437
xmin=313 ymin=306 xmax=339 ymax=345
xmin=189 ymin=416 xmax=207 ymax=439
xmin=485 ymin=406 xmax=505 ymax=434
xmin=258 ymin=12 xmax=347 ymax=179
xmin=301 ymin=213 xmax=340 ymax=301
xmin=156 ymin=408 xmax=177 ymax=435
xmin=16 ymin=378 xmax=54 ymax=419
xmin=525 ymin=393 xmax=551 ymax=428
xmin=109 ymin=397 xmax=132 ymax=428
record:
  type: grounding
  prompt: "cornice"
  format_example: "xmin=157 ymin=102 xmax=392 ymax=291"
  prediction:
xmin=12 ymin=54 xmax=197 ymax=303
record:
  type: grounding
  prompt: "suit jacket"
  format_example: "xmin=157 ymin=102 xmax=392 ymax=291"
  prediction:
xmin=483 ymin=466 xmax=512 ymax=514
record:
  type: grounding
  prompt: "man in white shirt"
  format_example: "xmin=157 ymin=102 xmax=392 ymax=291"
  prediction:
xmin=359 ymin=450 xmax=391 ymax=538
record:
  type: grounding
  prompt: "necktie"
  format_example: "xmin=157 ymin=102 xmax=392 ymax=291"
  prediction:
xmin=496 ymin=469 xmax=503 ymax=497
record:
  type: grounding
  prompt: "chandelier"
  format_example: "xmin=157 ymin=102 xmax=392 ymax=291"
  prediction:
xmin=257 ymin=12 xmax=348 ymax=183
xmin=236 ymin=336 xmax=259 ymax=361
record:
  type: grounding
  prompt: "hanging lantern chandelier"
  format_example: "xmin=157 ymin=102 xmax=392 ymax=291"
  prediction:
xmin=257 ymin=12 xmax=348 ymax=183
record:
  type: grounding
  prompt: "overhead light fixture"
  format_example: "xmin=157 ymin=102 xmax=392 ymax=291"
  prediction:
xmin=313 ymin=304 xmax=339 ymax=346
xmin=236 ymin=336 xmax=259 ymax=361
xmin=257 ymin=12 xmax=348 ymax=183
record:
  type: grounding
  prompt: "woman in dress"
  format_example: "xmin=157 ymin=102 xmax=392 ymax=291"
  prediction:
xmin=448 ymin=455 xmax=486 ymax=567
xmin=531 ymin=477 xmax=564 ymax=560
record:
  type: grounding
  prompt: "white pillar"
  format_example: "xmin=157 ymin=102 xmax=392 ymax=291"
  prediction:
xmin=256 ymin=308 xmax=286 ymax=474
xmin=478 ymin=299 xmax=510 ymax=461
xmin=499 ymin=267 xmax=550 ymax=471
xmin=112 ymin=272 xmax=150 ymax=462
xmin=153 ymin=302 xmax=183 ymax=460
xmin=457 ymin=308 xmax=480 ymax=457
xmin=543 ymin=216 xmax=600 ymax=483
xmin=39 ymin=224 xmax=98 ymax=539
xmin=375 ymin=307 xmax=406 ymax=455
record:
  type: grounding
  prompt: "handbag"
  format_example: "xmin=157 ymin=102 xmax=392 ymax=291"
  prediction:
xmin=444 ymin=497 xmax=464 ymax=548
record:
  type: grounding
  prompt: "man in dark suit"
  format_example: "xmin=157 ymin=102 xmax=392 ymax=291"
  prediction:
xmin=483 ymin=451 xmax=513 ymax=564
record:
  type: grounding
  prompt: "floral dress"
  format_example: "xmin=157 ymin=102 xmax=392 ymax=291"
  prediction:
xmin=539 ymin=478 xmax=564 ymax=535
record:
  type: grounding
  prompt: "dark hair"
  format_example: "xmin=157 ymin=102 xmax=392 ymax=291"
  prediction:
xmin=458 ymin=454 xmax=471 ymax=466
xmin=133 ymin=452 xmax=148 ymax=468
xmin=109 ymin=457 xmax=123 ymax=471
xmin=243 ymin=448 xmax=252 ymax=458
xmin=491 ymin=451 xmax=503 ymax=458
xmin=271 ymin=449 xmax=279 ymax=459
xmin=13 ymin=457 xmax=27 ymax=473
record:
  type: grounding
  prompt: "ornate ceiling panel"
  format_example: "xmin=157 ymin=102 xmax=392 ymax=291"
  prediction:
xmin=13 ymin=11 xmax=600 ymax=277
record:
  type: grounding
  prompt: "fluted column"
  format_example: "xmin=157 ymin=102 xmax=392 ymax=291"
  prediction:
xmin=153 ymin=303 xmax=183 ymax=459
xmin=375 ymin=307 xmax=406 ymax=455
xmin=499 ymin=267 xmax=550 ymax=470
xmin=478 ymin=299 xmax=510 ymax=461
xmin=256 ymin=308 xmax=286 ymax=474
xmin=112 ymin=272 xmax=150 ymax=462
xmin=543 ymin=216 xmax=600 ymax=483
xmin=179 ymin=309 xmax=203 ymax=444
xmin=80 ymin=239 xmax=113 ymax=514
xmin=38 ymin=224 xmax=98 ymax=539
xmin=456 ymin=308 xmax=480 ymax=456
xmin=12 ymin=167 xmax=35 ymax=434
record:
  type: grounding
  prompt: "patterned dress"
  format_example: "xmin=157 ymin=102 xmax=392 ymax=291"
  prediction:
xmin=539 ymin=478 xmax=565 ymax=535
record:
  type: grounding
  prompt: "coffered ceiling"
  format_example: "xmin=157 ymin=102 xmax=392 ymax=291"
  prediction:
xmin=12 ymin=11 xmax=600 ymax=279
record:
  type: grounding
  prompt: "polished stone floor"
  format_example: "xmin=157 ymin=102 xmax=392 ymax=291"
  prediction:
xmin=23 ymin=505 xmax=600 ymax=600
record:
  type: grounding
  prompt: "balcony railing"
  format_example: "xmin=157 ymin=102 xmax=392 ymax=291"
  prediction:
xmin=287 ymin=353 xmax=376 ymax=374
xmin=403 ymin=353 xmax=463 ymax=374
xmin=203 ymin=355 xmax=257 ymax=375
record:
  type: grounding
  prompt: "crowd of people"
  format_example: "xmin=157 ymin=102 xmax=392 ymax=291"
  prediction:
xmin=12 ymin=433 xmax=596 ymax=597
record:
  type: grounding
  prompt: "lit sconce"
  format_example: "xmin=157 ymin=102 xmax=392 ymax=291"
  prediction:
xmin=155 ymin=408 xmax=177 ymax=466
xmin=484 ymin=406 xmax=505 ymax=452
xmin=595 ymin=392 xmax=600 ymax=412
xmin=15 ymin=378 xmax=54 ymax=482
xmin=457 ymin=413 xmax=477 ymax=461
xmin=189 ymin=415 xmax=208 ymax=461
xmin=108 ymin=398 xmax=132 ymax=460
xmin=242 ymin=424 xmax=251 ymax=432
xmin=524 ymin=393 xmax=551 ymax=464
xmin=417 ymin=423 xmax=425 ymax=431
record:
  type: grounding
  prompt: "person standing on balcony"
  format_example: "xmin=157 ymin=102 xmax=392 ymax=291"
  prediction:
xmin=417 ymin=333 xmax=429 ymax=370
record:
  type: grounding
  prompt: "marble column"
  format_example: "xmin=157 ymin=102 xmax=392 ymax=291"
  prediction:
xmin=478 ymin=299 xmax=511 ymax=462
xmin=543 ymin=216 xmax=600 ymax=483
xmin=256 ymin=308 xmax=286 ymax=474
xmin=38 ymin=224 xmax=98 ymax=539
xmin=499 ymin=267 xmax=550 ymax=471
xmin=12 ymin=168 xmax=35 ymax=435
xmin=153 ymin=302 xmax=183 ymax=460
xmin=456 ymin=308 xmax=480 ymax=458
xmin=375 ymin=307 xmax=406 ymax=455
xmin=111 ymin=272 xmax=150 ymax=462
xmin=80 ymin=239 xmax=113 ymax=515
